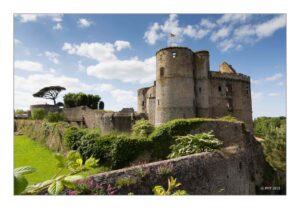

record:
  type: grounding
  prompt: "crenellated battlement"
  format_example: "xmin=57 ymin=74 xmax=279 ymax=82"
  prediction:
xmin=210 ymin=71 xmax=250 ymax=83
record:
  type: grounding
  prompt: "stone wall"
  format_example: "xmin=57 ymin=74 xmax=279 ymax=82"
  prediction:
xmin=79 ymin=140 xmax=265 ymax=195
xmin=72 ymin=120 xmax=266 ymax=195
xmin=63 ymin=106 xmax=147 ymax=134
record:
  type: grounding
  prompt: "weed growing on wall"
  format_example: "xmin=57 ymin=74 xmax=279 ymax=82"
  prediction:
xmin=168 ymin=131 xmax=223 ymax=159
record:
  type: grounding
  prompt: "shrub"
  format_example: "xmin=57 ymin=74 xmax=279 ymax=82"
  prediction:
xmin=110 ymin=135 xmax=151 ymax=168
xmin=149 ymin=118 xmax=207 ymax=160
xmin=78 ymin=132 xmax=102 ymax=161
xmin=168 ymin=131 xmax=223 ymax=159
xmin=63 ymin=127 xmax=87 ymax=150
xmin=46 ymin=112 xmax=65 ymax=122
xmin=31 ymin=108 xmax=45 ymax=120
xmin=131 ymin=119 xmax=154 ymax=138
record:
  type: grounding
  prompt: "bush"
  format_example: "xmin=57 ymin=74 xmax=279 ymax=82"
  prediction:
xmin=46 ymin=112 xmax=65 ymax=122
xmin=78 ymin=132 xmax=102 ymax=161
xmin=63 ymin=127 xmax=87 ymax=150
xmin=149 ymin=118 xmax=207 ymax=160
xmin=168 ymin=131 xmax=223 ymax=159
xmin=68 ymin=130 xmax=151 ymax=169
xmin=110 ymin=134 xmax=151 ymax=168
xmin=31 ymin=108 xmax=45 ymax=120
xmin=131 ymin=119 xmax=154 ymax=138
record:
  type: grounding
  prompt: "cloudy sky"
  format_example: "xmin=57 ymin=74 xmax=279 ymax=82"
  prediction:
xmin=14 ymin=14 xmax=286 ymax=118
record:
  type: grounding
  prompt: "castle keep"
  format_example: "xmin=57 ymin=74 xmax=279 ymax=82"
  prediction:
xmin=138 ymin=47 xmax=253 ymax=131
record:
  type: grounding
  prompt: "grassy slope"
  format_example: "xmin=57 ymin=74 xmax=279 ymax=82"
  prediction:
xmin=14 ymin=135 xmax=109 ymax=185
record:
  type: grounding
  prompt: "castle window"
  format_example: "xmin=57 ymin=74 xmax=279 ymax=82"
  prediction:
xmin=142 ymin=101 xmax=145 ymax=107
xmin=199 ymin=87 xmax=202 ymax=93
xmin=246 ymin=86 xmax=249 ymax=95
xmin=226 ymin=99 xmax=233 ymax=112
xmin=172 ymin=52 xmax=177 ymax=58
xmin=218 ymin=86 xmax=222 ymax=92
xmin=157 ymin=99 xmax=160 ymax=106
xmin=160 ymin=67 xmax=165 ymax=77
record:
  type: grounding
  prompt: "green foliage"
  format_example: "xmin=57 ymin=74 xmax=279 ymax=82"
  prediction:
xmin=116 ymin=177 xmax=137 ymax=189
xmin=14 ymin=166 xmax=36 ymax=195
xmin=149 ymin=118 xmax=208 ymax=159
xmin=46 ymin=112 xmax=65 ymax=122
xmin=66 ymin=129 xmax=151 ymax=169
xmin=63 ymin=127 xmax=86 ymax=150
xmin=152 ymin=176 xmax=187 ymax=195
xmin=63 ymin=92 xmax=102 ymax=109
xmin=25 ymin=151 xmax=98 ymax=195
xmin=168 ymin=131 xmax=223 ymax=159
xmin=218 ymin=115 xmax=239 ymax=122
xmin=31 ymin=108 xmax=45 ymax=120
xmin=109 ymin=135 xmax=151 ymax=168
xmin=254 ymin=117 xmax=286 ymax=172
xmin=78 ymin=132 xmax=102 ymax=161
xmin=15 ymin=109 xmax=27 ymax=115
xmin=131 ymin=119 xmax=154 ymax=138
xmin=254 ymin=116 xmax=286 ymax=138
xmin=156 ymin=164 xmax=173 ymax=176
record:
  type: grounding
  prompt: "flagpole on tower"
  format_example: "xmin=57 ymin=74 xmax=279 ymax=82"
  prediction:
xmin=169 ymin=33 xmax=176 ymax=47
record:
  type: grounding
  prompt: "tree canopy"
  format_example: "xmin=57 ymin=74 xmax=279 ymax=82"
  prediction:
xmin=33 ymin=86 xmax=66 ymax=105
xmin=63 ymin=92 xmax=103 ymax=109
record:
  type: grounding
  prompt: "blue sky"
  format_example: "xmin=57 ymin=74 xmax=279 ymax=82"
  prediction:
xmin=14 ymin=14 xmax=286 ymax=118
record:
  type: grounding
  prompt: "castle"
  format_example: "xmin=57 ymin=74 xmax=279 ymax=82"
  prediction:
xmin=138 ymin=47 xmax=253 ymax=131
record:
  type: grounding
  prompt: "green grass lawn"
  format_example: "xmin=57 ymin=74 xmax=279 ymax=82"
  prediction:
xmin=14 ymin=135 xmax=110 ymax=185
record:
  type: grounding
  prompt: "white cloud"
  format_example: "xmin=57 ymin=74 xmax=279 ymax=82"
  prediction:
xmin=45 ymin=51 xmax=60 ymax=64
xmin=14 ymin=73 xmax=134 ymax=111
xmin=62 ymin=42 xmax=117 ymax=62
xmin=144 ymin=14 xmax=212 ymax=46
xmin=143 ymin=14 xmax=286 ymax=52
xmin=144 ymin=22 xmax=164 ymax=45
xmin=217 ymin=14 xmax=252 ymax=25
xmin=77 ymin=60 xmax=85 ymax=72
xmin=252 ymin=92 xmax=264 ymax=102
xmin=114 ymin=40 xmax=131 ymax=51
xmin=200 ymin=19 xmax=216 ymax=29
xmin=16 ymin=14 xmax=63 ymax=23
xmin=62 ymin=41 xmax=155 ymax=83
xmin=77 ymin=18 xmax=93 ymax=28
xmin=252 ymin=73 xmax=284 ymax=85
xmin=217 ymin=15 xmax=286 ymax=52
xmin=14 ymin=60 xmax=43 ymax=72
xmin=86 ymin=56 xmax=156 ymax=83
xmin=268 ymin=92 xmax=280 ymax=97
xmin=53 ymin=23 xmax=63 ymax=30
xmin=111 ymin=89 xmax=137 ymax=106
xmin=256 ymin=15 xmax=286 ymax=38
xmin=265 ymin=73 xmax=283 ymax=82
xmin=183 ymin=25 xmax=210 ymax=39
xmin=210 ymin=27 xmax=231 ymax=42
xmin=14 ymin=38 xmax=22 ymax=45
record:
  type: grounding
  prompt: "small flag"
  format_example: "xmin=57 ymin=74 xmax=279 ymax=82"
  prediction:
xmin=170 ymin=33 xmax=176 ymax=37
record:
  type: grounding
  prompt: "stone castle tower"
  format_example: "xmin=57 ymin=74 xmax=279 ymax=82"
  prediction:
xmin=138 ymin=47 xmax=253 ymax=131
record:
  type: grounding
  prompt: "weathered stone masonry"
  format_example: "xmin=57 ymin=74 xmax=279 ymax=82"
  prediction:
xmin=138 ymin=47 xmax=253 ymax=131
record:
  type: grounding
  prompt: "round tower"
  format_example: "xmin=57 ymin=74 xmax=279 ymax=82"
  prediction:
xmin=155 ymin=47 xmax=196 ymax=125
